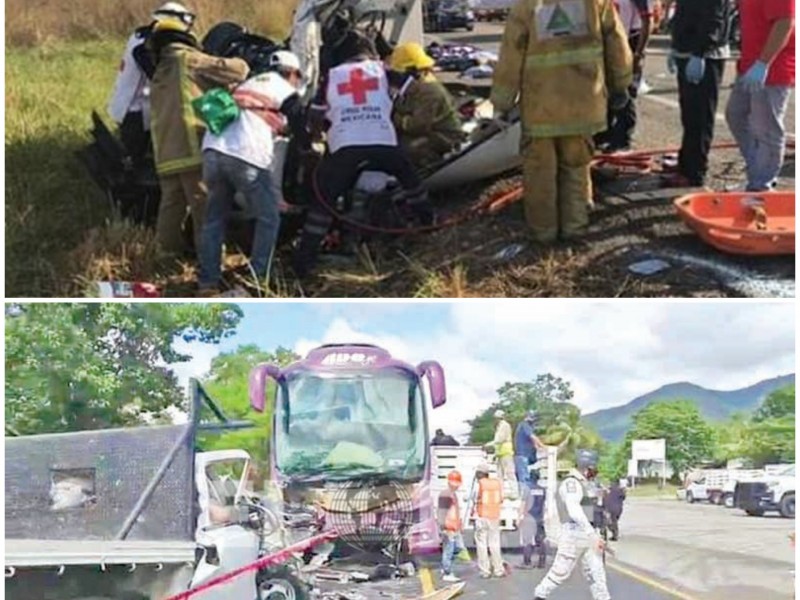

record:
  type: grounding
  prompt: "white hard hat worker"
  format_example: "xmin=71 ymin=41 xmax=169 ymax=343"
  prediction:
xmin=493 ymin=409 xmax=505 ymax=419
xmin=152 ymin=2 xmax=196 ymax=29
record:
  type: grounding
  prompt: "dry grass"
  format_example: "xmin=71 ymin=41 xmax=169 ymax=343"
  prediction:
xmin=6 ymin=0 xmax=298 ymax=47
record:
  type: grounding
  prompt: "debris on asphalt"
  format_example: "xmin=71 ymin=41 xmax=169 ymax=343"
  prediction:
xmin=492 ymin=243 xmax=525 ymax=262
xmin=627 ymin=259 xmax=671 ymax=276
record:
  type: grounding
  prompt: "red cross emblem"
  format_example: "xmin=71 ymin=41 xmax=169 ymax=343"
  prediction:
xmin=336 ymin=68 xmax=380 ymax=105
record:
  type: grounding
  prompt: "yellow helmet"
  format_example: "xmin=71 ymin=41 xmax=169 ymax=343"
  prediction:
xmin=389 ymin=42 xmax=435 ymax=72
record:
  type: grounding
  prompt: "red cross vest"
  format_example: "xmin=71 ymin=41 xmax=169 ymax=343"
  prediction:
xmin=325 ymin=59 xmax=397 ymax=153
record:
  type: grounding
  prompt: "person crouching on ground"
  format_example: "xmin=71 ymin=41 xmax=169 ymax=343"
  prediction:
xmin=473 ymin=463 xmax=505 ymax=579
xmin=386 ymin=42 xmax=467 ymax=171
xmin=198 ymin=51 xmax=305 ymax=295
xmin=148 ymin=12 xmax=249 ymax=257
xmin=292 ymin=32 xmax=433 ymax=279
xmin=438 ymin=469 xmax=467 ymax=583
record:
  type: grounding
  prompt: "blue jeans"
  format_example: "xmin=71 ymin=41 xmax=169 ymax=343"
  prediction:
xmin=515 ymin=455 xmax=531 ymax=491
xmin=726 ymin=83 xmax=791 ymax=191
xmin=441 ymin=532 xmax=465 ymax=575
xmin=199 ymin=150 xmax=280 ymax=287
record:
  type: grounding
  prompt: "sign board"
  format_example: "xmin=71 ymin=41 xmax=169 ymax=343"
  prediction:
xmin=631 ymin=439 xmax=666 ymax=461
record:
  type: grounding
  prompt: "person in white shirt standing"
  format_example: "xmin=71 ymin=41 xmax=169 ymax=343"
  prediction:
xmin=534 ymin=449 xmax=611 ymax=600
xmin=198 ymin=51 xmax=305 ymax=294
xmin=291 ymin=31 xmax=432 ymax=279
xmin=107 ymin=2 xmax=196 ymax=164
xmin=596 ymin=0 xmax=654 ymax=152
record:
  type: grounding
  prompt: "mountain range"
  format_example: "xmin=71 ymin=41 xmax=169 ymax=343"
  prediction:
xmin=584 ymin=374 xmax=795 ymax=442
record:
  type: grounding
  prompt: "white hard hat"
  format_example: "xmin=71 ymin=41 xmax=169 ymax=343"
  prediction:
xmin=270 ymin=50 xmax=301 ymax=73
xmin=477 ymin=463 xmax=492 ymax=474
xmin=153 ymin=2 xmax=195 ymax=23
xmin=493 ymin=409 xmax=505 ymax=418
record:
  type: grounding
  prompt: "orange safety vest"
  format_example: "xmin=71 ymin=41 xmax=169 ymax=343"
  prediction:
xmin=445 ymin=496 xmax=462 ymax=532
xmin=477 ymin=477 xmax=502 ymax=520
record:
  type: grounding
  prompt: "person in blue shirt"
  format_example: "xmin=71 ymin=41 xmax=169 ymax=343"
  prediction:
xmin=515 ymin=411 xmax=546 ymax=490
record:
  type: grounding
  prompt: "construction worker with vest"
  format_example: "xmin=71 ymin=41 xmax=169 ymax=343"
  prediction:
xmin=148 ymin=11 xmax=250 ymax=257
xmin=535 ymin=449 xmax=611 ymax=600
xmin=490 ymin=0 xmax=633 ymax=244
xmin=438 ymin=470 xmax=467 ymax=582
xmin=485 ymin=409 xmax=516 ymax=494
xmin=473 ymin=463 xmax=505 ymax=579
xmin=387 ymin=43 xmax=467 ymax=171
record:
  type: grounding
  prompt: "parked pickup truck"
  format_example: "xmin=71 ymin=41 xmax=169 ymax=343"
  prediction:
xmin=734 ymin=464 xmax=796 ymax=519
xmin=4 ymin=381 xmax=316 ymax=600
xmin=685 ymin=469 xmax=765 ymax=505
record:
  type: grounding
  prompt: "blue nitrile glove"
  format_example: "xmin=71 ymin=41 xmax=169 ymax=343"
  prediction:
xmin=685 ymin=56 xmax=706 ymax=85
xmin=666 ymin=50 xmax=678 ymax=75
xmin=740 ymin=60 xmax=769 ymax=93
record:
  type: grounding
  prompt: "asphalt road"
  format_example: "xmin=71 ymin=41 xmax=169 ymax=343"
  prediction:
xmin=418 ymin=23 xmax=796 ymax=298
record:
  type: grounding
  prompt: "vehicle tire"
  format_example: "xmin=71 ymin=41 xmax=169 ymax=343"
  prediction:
xmin=466 ymin=23 xmax=474 ymax=31
xmin=259 ymin=569 xmax=310 ymax=600
xmin=686 ymin=491 xmax=694 ymax=504
xmin=745 ymin=509 xmax=765 ymax=517
xmin=779 ymin=493 xmax=795 ymax=519
xmin=722 ymin=493 xmax=734 ymax=509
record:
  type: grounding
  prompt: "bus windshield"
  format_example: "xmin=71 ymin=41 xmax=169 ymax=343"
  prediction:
xmin=274 ymin=368 xmax=427 ymax=482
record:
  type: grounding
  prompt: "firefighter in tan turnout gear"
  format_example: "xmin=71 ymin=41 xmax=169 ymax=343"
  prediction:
xmin=490 ymin=0 xmax=633 ymax=243
xmin=148 ymin=12 xmax=250 ymax=256
xmin=535 ymin=449 xmax=611 ymax=600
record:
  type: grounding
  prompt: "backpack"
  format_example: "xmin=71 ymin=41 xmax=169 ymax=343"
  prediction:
xmin=191 ymin=87 xmax=241 ymax=135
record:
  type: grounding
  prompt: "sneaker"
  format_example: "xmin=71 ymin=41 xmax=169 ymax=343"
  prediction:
xmin=479 ymin=573 xmax=492 ymax=579
xmin=442 ymin=574 xmax=460 ymax=583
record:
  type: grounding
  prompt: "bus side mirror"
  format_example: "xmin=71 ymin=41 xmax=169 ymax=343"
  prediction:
xmin=417 ymin=361 xmax=446 ymax=408
xmin=249 ymin=364 xmax=281 ymax=412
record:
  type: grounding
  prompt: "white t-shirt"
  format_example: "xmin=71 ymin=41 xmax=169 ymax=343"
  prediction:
xmin=325 ymin=60 xmax=397 ymax=153
xmin=202 ymin=72 xmax=297 ymax=170
xmin=107 ymin=31 xmax=150 ymax=125
xmin=613 ymin=0 xmax=653 ymax=35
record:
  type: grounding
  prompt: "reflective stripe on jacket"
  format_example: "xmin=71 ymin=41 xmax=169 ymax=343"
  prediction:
xmin=477 ymin=477 xmax=503 ymax=520
xmin=490 ymin=0 xmax=633 ymax=138
xmin=150 ymin=42 xmax=249 ymax=175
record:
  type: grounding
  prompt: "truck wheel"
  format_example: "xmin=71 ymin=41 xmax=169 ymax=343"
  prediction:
xmin=779 ymin=493 xmax=795 ymax=519
xmin=259 ymin=571 xmax=310 ymax=600
xmin=745 ymin=509 xmax=765 ymax=517
xmin=722 ymin=493 xmax=734 ymax=509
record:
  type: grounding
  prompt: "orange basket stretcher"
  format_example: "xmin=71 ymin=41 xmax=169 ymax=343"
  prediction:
xmin=674 ymin=192 xmax=795 ymax=256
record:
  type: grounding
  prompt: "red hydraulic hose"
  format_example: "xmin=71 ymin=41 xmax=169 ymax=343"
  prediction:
xmin=162 ymin=531 xmax=337 ymax=600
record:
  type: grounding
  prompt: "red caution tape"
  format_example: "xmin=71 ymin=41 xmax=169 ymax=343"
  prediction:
xmin=163 ymin=531 xmax=337 ymax=600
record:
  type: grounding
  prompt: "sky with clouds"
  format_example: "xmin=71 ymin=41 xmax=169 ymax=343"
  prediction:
xmin=172 ymin=301 xmax=796 ymax=437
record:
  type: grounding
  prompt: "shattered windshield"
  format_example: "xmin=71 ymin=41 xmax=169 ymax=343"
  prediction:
xmin=274 ymin=368 xmax=427 ymax=482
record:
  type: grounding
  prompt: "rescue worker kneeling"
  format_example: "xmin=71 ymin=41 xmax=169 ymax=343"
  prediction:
xmin=473 ymin=463 xmax=505 ymax=579
xmin=387 ymin=43 xmax=467 ymax=171
xmin=491 ymin=0 xmax=632 ymax=243
xmin=292 ymin=33 xmax=433 ymax=279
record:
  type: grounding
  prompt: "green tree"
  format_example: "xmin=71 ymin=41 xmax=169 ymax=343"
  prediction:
xmin=711 ymin=412 xmax=750 ymax=463
xmin=199 ymin=345 xmax=299 ymax=472
xmin=541 ymin=403 xmax=605 ymax=456
xmin=624 ymin=400 xmax=716 ymax=480
xmin=598 ymin=442 xmax=628 ymax=482
xmin=5 ymin=303 xmax=243 ymax=434
xmin=467 ymin=374 xmax=576 ymax=444
xmin=753 ymin=385 xmax=795 ymax=422
xmin=739 ymin=415 xmax=795 ymax=466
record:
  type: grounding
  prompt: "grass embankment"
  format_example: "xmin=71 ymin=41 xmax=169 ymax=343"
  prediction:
xmin=6 ymin=1 xmax=295 ymax=297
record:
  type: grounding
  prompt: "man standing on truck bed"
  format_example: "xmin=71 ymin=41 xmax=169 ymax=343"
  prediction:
xmin=485 ymin=409 xmax=516 ymax=493
xmin=514 ymin=410 xmax=546 ymax=490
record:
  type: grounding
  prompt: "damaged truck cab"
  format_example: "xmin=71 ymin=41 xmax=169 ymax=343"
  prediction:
xmin=249 ymin=343 xmax=447 ymax=556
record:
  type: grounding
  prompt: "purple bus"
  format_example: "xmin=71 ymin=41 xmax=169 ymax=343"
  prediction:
xmin=249 ymin=343 xmax=447 ymax=555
